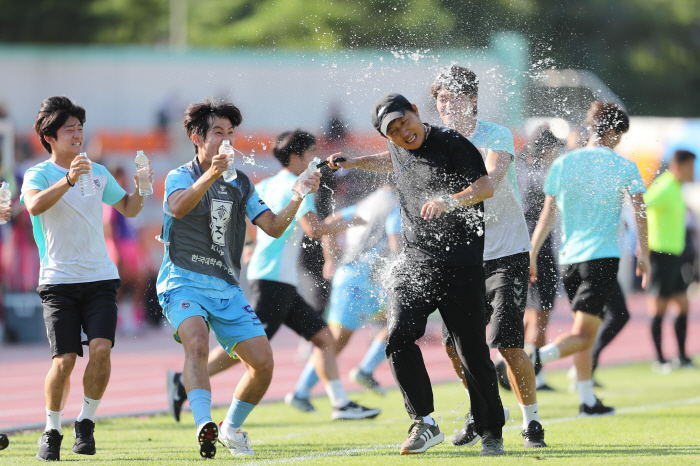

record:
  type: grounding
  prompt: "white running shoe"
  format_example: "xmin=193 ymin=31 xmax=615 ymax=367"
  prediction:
xmin=218 ymin=429 xmax=254 ymax=456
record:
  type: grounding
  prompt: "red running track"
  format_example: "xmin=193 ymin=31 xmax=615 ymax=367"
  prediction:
xmin=1 ymin=292 xmax=698 ymax=432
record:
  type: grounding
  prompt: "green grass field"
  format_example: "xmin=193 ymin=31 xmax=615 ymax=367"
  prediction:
xmin=3 ymin=362 xmax=699 ymax=465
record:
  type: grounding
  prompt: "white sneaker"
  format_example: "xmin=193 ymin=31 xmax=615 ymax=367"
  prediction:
xmin=218 ymin=429 xmax=254 ymax=456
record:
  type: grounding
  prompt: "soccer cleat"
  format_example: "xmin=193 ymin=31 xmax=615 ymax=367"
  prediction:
xmin=219 ymin=428 xmax=254 ymax=456
xmin=284 ymin=393 xmax=316 ymax=412
xmin=36 ymin=429 xmax=63 ymax=461
xmin=651 ymin=360 xmax=673 ymax=374
xmin=167 ymin=370 xmax=188 ymax=422
xmin=196 ymin=421 xmax=218 ymax=459
xmin=400 ymin=420 xmax=444 ymax=454
xmin=671 ymin=357 xmax=696 ymax=369
xmin=521 ymin=420 xmax=547 ymax=448
xmin=72 ymin=419 xmax=96 ymax=455
xmin=579 ymin=398 xmax=615 ymax=417
xmin=332 ymin=401 xmax=381 ymax=420
xmin=480 ymin=431 xmax=505 ymax=456
xmin=452 ymin=407 xmax=509 ymax=447
xmin=494 ymin=359 xmax=511 ymax=391
xmin=349 ymin=367 xmax=386 ymax=396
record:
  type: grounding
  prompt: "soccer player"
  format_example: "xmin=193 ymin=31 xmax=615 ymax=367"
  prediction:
xmin=431 ymin=65 xmax=546 ymax=449
xmin=157 ymin=105 xmax=322 ymax=458
xmin=644 ymin=149 xmax=696 ymax=371
xmin=285 ymin=185 xmax=401 ymax=409
xmin=529 ymin=101 xmax=649 ymax=416
xmin=328 ymin=93 xmax=506 ymax=456
xmin=22 ymin=96 xmax=150 ymax=461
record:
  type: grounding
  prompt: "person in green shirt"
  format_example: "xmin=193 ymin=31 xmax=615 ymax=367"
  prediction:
xmin=644 ymin=149 xmax=696 ymax=371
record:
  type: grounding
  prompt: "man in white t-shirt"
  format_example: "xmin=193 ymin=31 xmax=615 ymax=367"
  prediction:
xmin=431 ymin=66 xmax=545 ymax=449
xmin=21 ymin=96 xmax=150 ymax=461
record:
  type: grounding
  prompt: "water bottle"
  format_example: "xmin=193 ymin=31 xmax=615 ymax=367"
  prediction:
xmin=79 ymin=152 xmax=95 ymax=197
xmin=220 ymin=140 xmax=237 ymax=182
xmin=135 ymin=150 xmax=153 ymax=196
xmin=292 ymin=157 xmax=321 ymax=198
xmin=0 ymin=182 xmax=10 ymax=225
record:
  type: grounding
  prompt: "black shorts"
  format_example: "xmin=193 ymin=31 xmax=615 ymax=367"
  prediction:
xmin=527 ymin=237 xmax=558 ymax=311
xmin=38 ymin=279 xmax=121 ymax=358
xmin=248 ymin=279 xmax=327 ymax=341
xmin=648 ymin=251 xmax=687 ymax=298
xmin=443 ymin=252 xmax=529 ymax=349
xmin=561 ymin=258 xmax=619 ymax=319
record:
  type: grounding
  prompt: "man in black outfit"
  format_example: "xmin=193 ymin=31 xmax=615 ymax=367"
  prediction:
xmin=327 ymin=93 xmax=506 ymax=456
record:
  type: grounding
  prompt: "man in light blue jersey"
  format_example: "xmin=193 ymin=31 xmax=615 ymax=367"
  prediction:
xmin=431 ymin=66 xmax=545 ymax=449
xmin=158 ymin=104 xmax=322 ymax=458
xmin=285 ymin=185 xmax=402 ymax=407
xmin=530 ymin=101 xmax=649 ymax=416
xmin=22 ymin=96 xmax=150 ymax=461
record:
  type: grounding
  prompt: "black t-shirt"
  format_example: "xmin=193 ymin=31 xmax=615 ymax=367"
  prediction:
xmin=388 ymin=125 xmax=488 ymax=267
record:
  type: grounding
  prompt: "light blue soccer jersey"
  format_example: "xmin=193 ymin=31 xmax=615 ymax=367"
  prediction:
xmin=246 ymin=170 xmax=316 ymax=287
xmin=20 ymin=160 xmax=126 ymax=284
xmin=156 ymin=165 xmax=269 ymax=299
xmin=544 ymin=146 xmax=646 ymax=265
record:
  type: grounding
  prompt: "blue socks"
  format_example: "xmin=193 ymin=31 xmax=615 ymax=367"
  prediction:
xmin=294 ymin=361 xmax=320 ymax=399
xmin=187 ymin=389 xmax=212 ymax=427
xmin=224 ymin=396 xmax=256 ymax=430
xmin=359 ymin=339 xmax=386 ymax=374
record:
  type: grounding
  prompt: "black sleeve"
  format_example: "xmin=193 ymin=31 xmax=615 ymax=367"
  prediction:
xmin=446 ymin=131 xmax=488 ymax=185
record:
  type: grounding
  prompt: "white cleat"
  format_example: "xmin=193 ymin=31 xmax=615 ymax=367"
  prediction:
xmin=219 ymin=429 xmax=255 ymax=456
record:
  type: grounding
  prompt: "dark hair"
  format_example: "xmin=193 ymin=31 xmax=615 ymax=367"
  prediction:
xmin=430 ymin=65 xmax=479 ymax=116
xmin=34 ymin=96 xmax=86 ymax=154
xmin=530 ymin=129 xmax=560 ymax=165
xmin=672 ymin=149 xmax=696 ymax=165
xmin=586 ymin=101 xmax=629 ymax=138
xmin=272 ymin=130 xmax=316 ymax=167
xmin=184 ymin=99 xmax=243 ymax=154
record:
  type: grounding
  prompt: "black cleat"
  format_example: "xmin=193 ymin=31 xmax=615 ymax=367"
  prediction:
xmin=495 ymin=359 xmax=511 ymax=391
xmin=197 ymin=421 xmax=218 ymax=459
xmin=36 ymin=429 xmax=63 ymax=461
xmin=579 ymin=398 xmax=615 ymax=417
xmin=521 ymin=420 xmax=547 ymax=448
xmin=72 ymin=419 xmax=96 ymax=455
xmin=167 ymin=370 xmax=188 ymax=422
xmin=536 ymin=383 xmax=556 ymax=391
xmin=452 ymin=411 xmax=479 ymax=447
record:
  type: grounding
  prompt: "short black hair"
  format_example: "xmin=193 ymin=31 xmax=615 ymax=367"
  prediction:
xmin=586 ymin=101 xmax=629 ymax=138
xmin=431 ymin=65 xmax=479 ymax=116
xmin=272 ymin=130 xmax=316 ymax=167
xmin=530 ymin=128 xmax=560 ymax=164
xmin=34 ymin=96 xmax=86 ymax=154
xmin=672 ymin=149 xmax=696 ymax=165
xmin=184 ymin=99 xmax=243 ymax=154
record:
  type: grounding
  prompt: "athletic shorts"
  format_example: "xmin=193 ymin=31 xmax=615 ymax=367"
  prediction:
xmin=527 ymin=237 xmax=558 ymax=311
xmin=38 ymin=279 xmax=121 ymax=358
xmin=443 ymin=252 xmax=529 ymax=349
xmin=327 ymin=263 xmax=387 ymax=331
xmin=159 ymin=285 xmax=266 ymax=357
xmin=248 ymin=279 xmax=327 ymax=341
xmin=561 ymin=258 xmax=619 ymax=319
xmin=648 ymin=251 xmax=687 ymax=298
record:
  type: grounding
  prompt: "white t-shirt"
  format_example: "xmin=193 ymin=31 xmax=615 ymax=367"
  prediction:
xmin=468 ymin=120 xmax=532 ymax=261
xmin=21 ymin=160 xmax=127 ymax=285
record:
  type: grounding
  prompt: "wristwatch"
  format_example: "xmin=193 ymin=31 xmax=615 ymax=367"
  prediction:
xmin=441 ymin=195 xmax=456 ymax=212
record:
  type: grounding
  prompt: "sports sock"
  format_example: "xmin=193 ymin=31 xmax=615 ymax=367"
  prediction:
xmin=539 ymin=344 xmax=560 ymax=364
xmin=221 ymin=396 xmax=255 ymax=438
xmin=422 ymin=415 xmax=436 ymax=426
xmin=45 ymin=408 xmax=63 ymax=434
xmin=520 ymin=403 xmax=539 ymax=430
xmin=650 ymin=316 xmax=664 ymax=362
xmin=76 ymin=395 xmax=101 ymax=422
xmin=358 ymin=339 xmax=387 ymax=375
xmin=535 ymin=369 xmax=546 ymax=388
xmin=577 ymin=380 xmax=596 ymax=407
xmin=294 ymin=361 xmax=319 ymax=399
xmin=674 ymin=314 xmax=688 ymax=360
xmin=325 ymin=379 xmax=350 ymax=408
xmin=187 ymin=389 xmax=212 ymax=427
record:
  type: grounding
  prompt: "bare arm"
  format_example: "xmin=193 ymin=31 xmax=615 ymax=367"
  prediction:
xmin=631 ymin=192 xmax=649 ymax=288
xmin=298 ymin=211 xmax=365 ymax=239
xmin=484 ymin=150 xmax=512 ymax=189
xmin=420 ymin=174 xmax=495 ymax=220
xmin=327 ymin=151 xmax=393 ymax=173
xmin=111 ymin=168 xmax=154 ymax=218
xmin=168 ymin=154 xmax=228 ymax=219
xmin=529 ymin=194 xmax=558 ymax=282
xmin=24 ymin=155 xmax=90 ymax=216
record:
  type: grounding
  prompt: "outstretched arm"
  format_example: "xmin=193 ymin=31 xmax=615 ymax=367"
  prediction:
xmin=420 ymin=174 xmax=495 ymax=220
xmin=327 ymin=151 xmax=393 ymax=173
xmin=484 ymin=150 xmax=512 ymax=189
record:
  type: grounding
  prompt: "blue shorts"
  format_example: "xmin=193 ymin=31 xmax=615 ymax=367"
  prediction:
xmin=327 ymin=263 xmax=387 ymax=331
xmin=159 ymin=285 xmax=266 ymax=357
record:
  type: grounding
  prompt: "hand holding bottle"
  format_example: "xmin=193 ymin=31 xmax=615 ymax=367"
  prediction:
xmin=135 ymin=151 xmax=154 ymax=196
xmin=0 ymin=182 xmax=12 ymax=225
xmin=292 ymin=157 xmax=322 ymax=198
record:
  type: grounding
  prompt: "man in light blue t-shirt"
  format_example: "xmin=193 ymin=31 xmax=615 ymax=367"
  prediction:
xmin=530 ymin=101 xmax=649 ymax=417
xmin=22 ymin=96 xmax=150 ymax=461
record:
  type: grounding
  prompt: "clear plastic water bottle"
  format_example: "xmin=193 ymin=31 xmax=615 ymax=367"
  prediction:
xmin=0 ymin=182 xmax=10 ymax=225
xmin=220 ymin=140 xmax=237 ymax=182
xmin=292 ymin=157 xmax=321 ymax=198
xmin=79 ymin=152 xmax=95 ymax=197
xmin=135 ymin=150 xmax=153 ymax=196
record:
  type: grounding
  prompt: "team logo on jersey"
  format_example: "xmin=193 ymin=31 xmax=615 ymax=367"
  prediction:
xmin=180 ymin=301 xmax=191 ymax=310
xmin=210 ymin=199 xmax=233 ymax=247
xmin=93 ymin=179 xmax=103 ymax=189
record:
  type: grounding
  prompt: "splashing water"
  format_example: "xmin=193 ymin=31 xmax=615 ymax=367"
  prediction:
xmin=234 ymin=147 xmax=256 ymax=166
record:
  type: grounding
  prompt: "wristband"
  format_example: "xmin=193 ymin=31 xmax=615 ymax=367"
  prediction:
xmin=65 ymin=173 xmax=75 ymax=187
